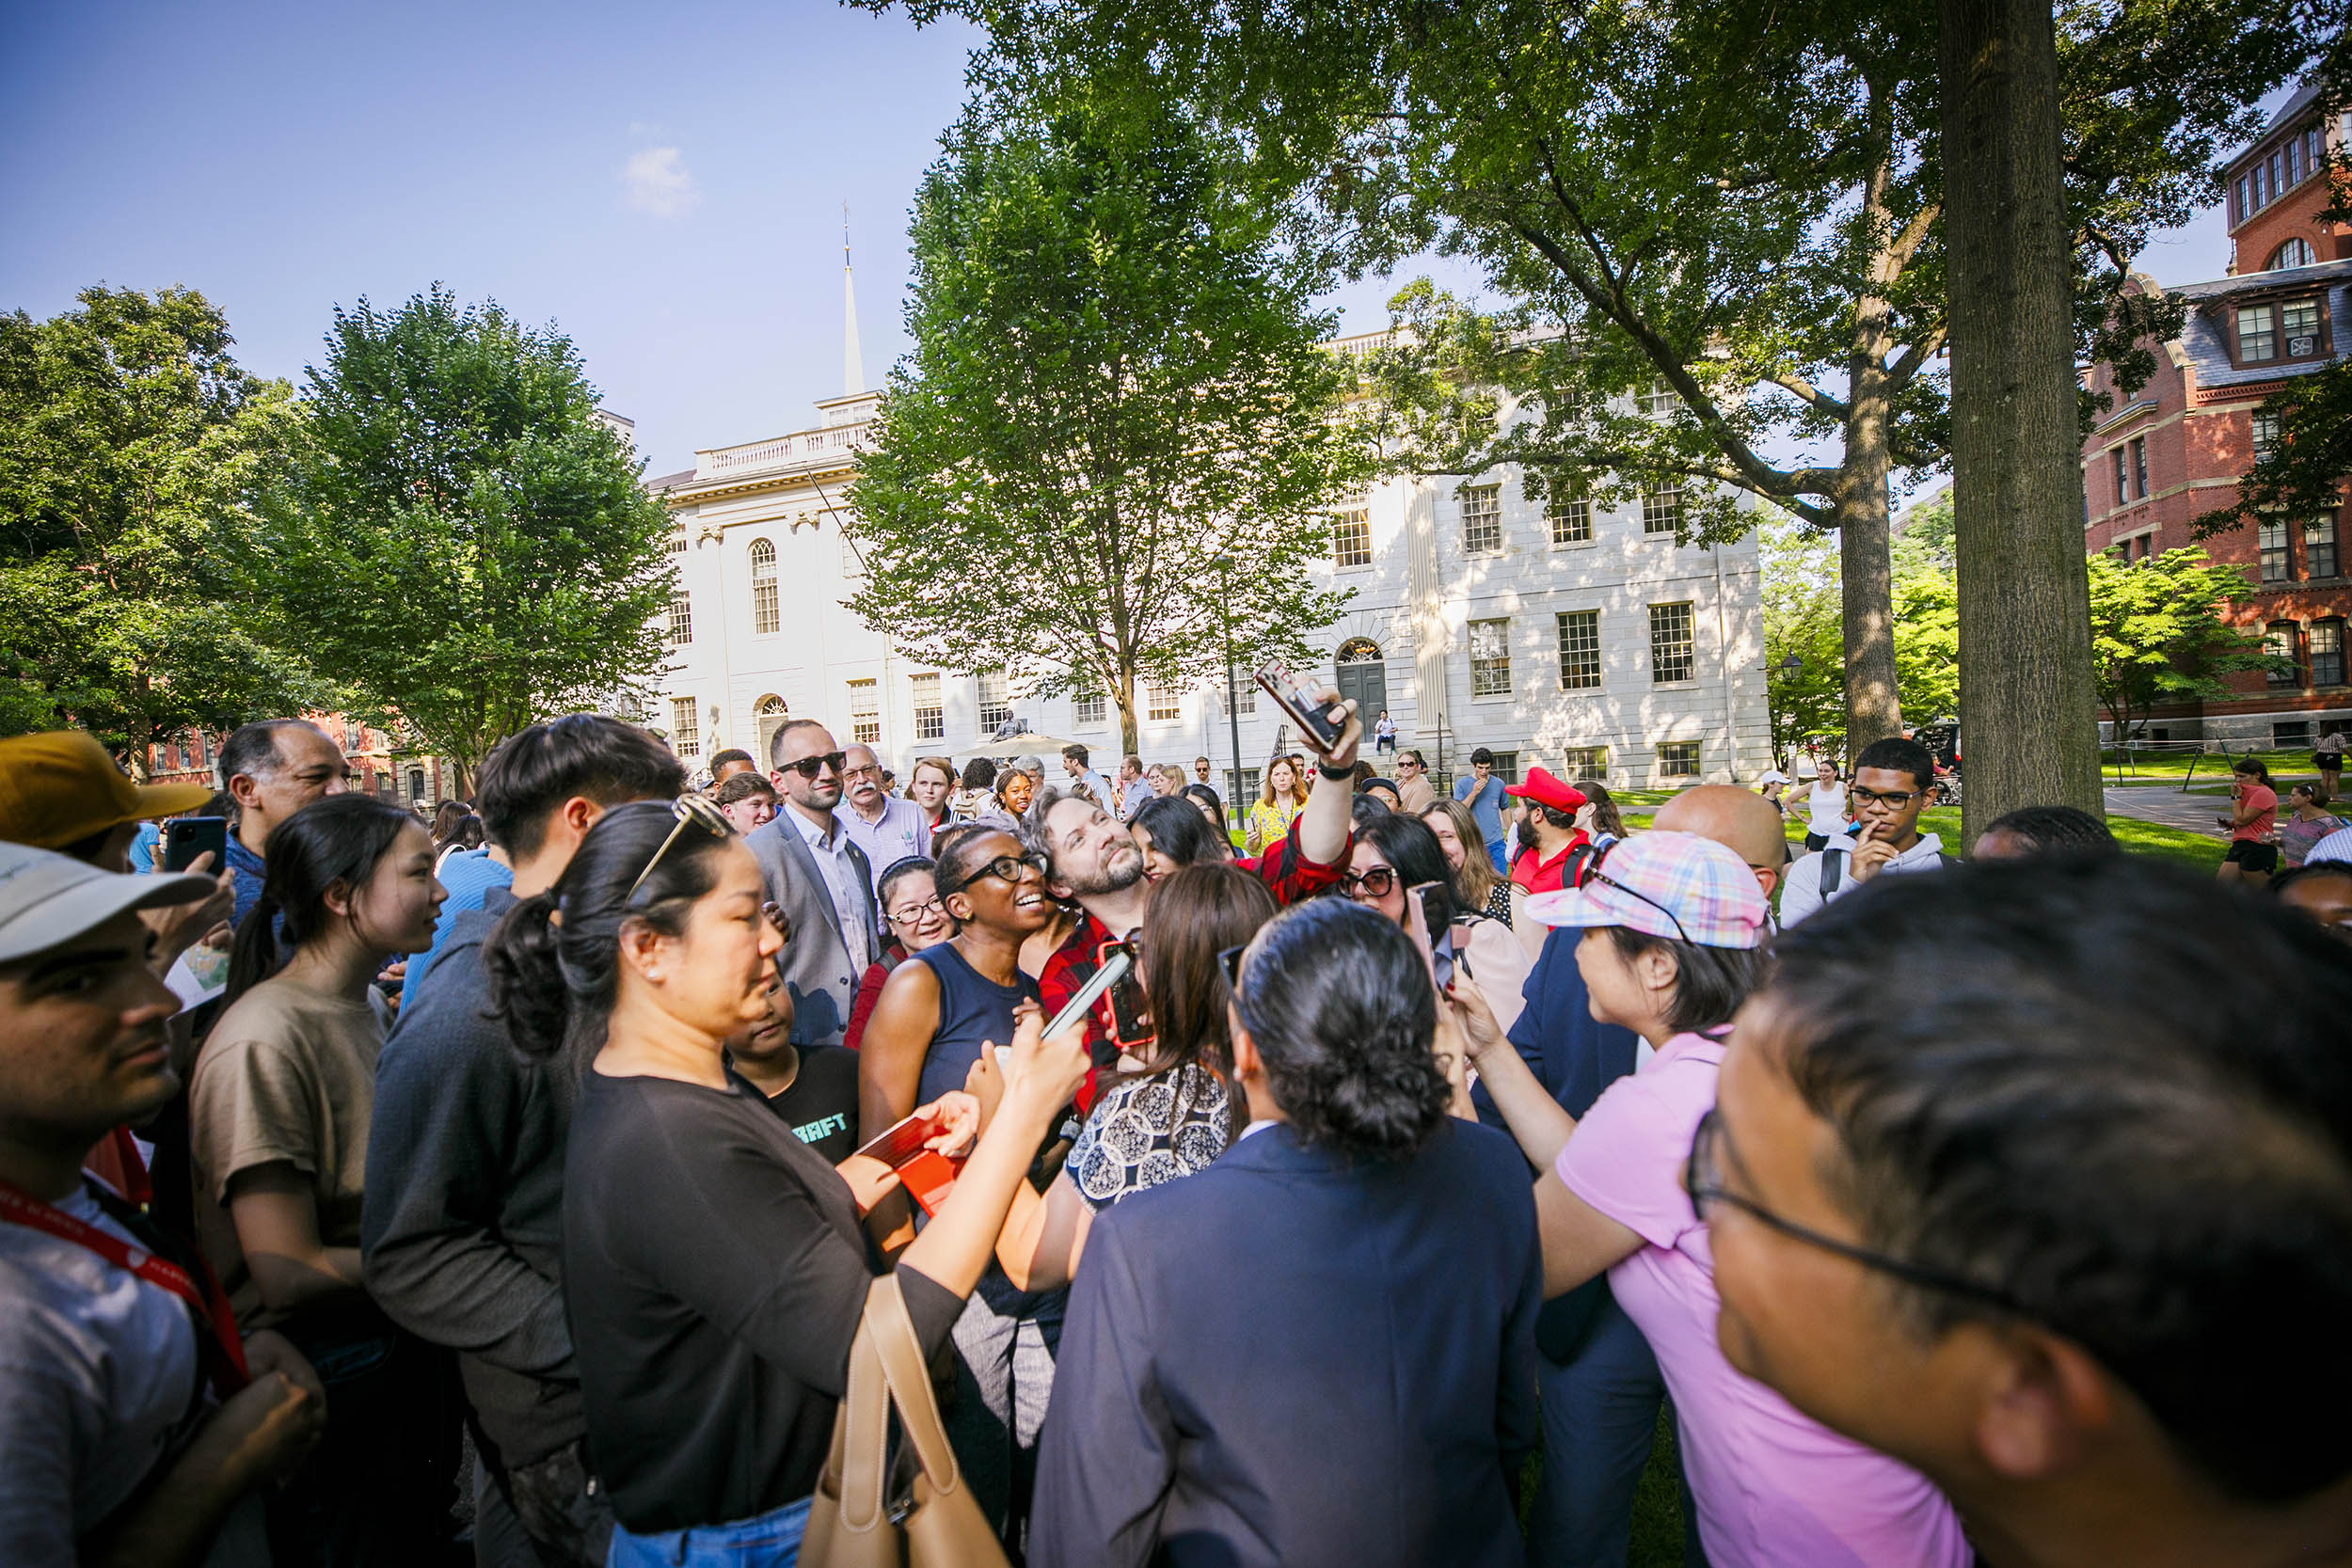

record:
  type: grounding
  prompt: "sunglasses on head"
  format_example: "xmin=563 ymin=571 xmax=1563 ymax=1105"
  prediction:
xmin=1567 ymin=839 xmax=1694 ymax=945
xmin=1218 ymin=942 xmax=1249 ymax=992
xmin=626 ymin=795 xmax=733 ymax=904
xmin=781 ymin=751 xmax=849 ymax=780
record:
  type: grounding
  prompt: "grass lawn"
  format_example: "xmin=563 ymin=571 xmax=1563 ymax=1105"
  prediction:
xmin=2100 ymin=747 xmax=2320 ymax=785
xmin=1613 ymin=800 xmax=2219 ymax=869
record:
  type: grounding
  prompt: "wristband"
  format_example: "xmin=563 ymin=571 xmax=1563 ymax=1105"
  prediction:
xmin=1318 ymin=763 xmax=1354 ymax=782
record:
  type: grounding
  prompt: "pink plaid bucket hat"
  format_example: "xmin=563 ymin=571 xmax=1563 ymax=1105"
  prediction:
xmin=1521 ymin=831 xmax=1768 ymax=949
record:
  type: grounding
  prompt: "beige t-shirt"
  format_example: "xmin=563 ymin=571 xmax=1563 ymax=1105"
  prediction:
xmin=189 ymin=975 xmax=384 ymax=1330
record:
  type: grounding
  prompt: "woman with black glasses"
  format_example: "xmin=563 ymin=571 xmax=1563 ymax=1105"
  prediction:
xmin=482 ymin=799 xmax=1088 ymax=1567
xmin=1030 ymin=897 xmax=1541 ymax=1568
xmin=1461 ymin=832 xmax=1968 ymax=1568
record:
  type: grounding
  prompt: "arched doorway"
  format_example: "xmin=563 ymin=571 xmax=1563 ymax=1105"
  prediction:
xmin=1335 ymin=638 xmax=1387 ymax=721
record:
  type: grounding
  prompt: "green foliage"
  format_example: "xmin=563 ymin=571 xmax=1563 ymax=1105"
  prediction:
xmin=0 ymin=285 xmax=331 ymax=762
xmin=847 ymin=107 xmax=1374 ymax=752
xmin=250 ymin=285 xmax=673 ymax=783
xmin=1761 ymin=498 xmax=1957 ymax=756
xmin=2084 ymin=547 xmax=2273 ymax=740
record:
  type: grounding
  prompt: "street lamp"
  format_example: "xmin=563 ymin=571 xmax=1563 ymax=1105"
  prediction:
xmin=1212 ymin=555 xmax=1243 ymax=809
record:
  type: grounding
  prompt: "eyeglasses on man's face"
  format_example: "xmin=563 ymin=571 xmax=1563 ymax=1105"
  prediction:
xmin=1340 ymin=864 xmax=1397 ymax=899
xmin=840 ymin=760 xmax=882 ymax=783
xmin=1685 ymin=1108 xmax=2027 ymax=1316
xmin=1850 ymin=785 xmax=1919 ymax=810
xmin=782 ymin=751 xmax=849 ymax=781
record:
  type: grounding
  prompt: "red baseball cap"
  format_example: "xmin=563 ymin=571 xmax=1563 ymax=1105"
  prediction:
xmin=1504 ymin=766 xmax=1588 ymax=814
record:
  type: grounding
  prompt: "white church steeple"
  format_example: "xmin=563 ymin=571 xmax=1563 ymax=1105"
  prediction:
xmin=842 ymin=201 xmax=865 ymax=396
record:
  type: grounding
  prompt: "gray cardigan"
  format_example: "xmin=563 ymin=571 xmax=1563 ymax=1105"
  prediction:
xmin=743 ymin=810 xmax=881 ymax=1048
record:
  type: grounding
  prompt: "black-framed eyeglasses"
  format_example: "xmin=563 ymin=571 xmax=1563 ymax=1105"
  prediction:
xmin=1217 ymin=942 xmax=1249 ymax=991
xmin=627 ymin=795 xmax=732 ymax=904
xmin=1568 ymin=840 xmax=1694 ymax=945
xmin=1685 ymin=1108 xmax=2027 ymax=1316
xmin=940 ymin=851 xmax=1050 ymax=897
xmin=1850 ymin=785 xmax=1918 ymax=809
xmin=1339 ymin=865 xmax=1397 ymax=899
xmin=781 ymin=751 xmax=849 ymax=781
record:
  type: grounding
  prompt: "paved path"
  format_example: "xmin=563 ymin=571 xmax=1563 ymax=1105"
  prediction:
xmin=2103 ymin=784 xmax=2229 ymax=836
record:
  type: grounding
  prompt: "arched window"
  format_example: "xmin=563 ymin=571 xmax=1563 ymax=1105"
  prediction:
xmin=1337 ymin=638 xmax=1383 ymax=663
xmin=2268 ymin=237 xmax=2317 ymax=271
xmin=749 ymin=539 xmax=779 ymax=634
xmin=755 ymin=694 xmax=788 ymax=717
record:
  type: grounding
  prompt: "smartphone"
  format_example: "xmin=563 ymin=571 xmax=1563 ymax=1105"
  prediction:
xmin=162 ymin=816 xmax=228 ymax=874
xmin=1252 ymin=662 xmax=1345 ymax=752
xmin=1042 ymin=949 xmax=1133 ymax=1044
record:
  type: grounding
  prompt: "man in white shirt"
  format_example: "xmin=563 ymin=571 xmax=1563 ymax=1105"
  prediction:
xmin=1060 ymin=745 xmax=1118 ymax=814
xmin=1117 ymin=754 xmax=1152 ymax=821
xmin=1779 ymin=736 xmax=1951 ymax=926
xmin=838 ymin=743 xmax=931 ymax=895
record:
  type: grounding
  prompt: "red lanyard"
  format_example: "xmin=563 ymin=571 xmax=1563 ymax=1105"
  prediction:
xmin=0 ymin=1178 xmax=250 ymax=1397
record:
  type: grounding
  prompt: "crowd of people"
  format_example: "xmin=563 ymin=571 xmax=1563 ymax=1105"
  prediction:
xmin=0 ymin=703 xmax=2347 ymax=1568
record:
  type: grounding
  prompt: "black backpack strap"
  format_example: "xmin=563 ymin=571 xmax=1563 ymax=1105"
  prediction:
xmin=1818 ymin=848 xmax=1844 ymax=895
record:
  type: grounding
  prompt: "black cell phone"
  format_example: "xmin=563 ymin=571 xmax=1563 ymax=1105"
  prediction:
xmin=162 ymin=816 xmax=228 ymax=873
xmin=1253 ymin=661 xmax=1345 ymax=752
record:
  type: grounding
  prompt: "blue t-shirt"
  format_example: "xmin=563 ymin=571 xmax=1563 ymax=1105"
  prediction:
xmin=127 ymin=821 xmax=161 ymax=874
xmin=424 ymin=848 xmax=515 ymax=968
xmin=1454 ymin=773 xmax=1508 ymax=844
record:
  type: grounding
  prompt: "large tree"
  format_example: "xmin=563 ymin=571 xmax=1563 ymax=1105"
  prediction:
xmin=846 ymin=108 xmax=1373 ymax=753
xmin=0 ymin=286 xmax=329 ymax=760
xmin=250 ymin=286 xmax=673 ymax=786
xmin=887 ymin=0 xmax=2308 ymax=767
xmin=1763 ymin=502 xmax=1958 ymax=759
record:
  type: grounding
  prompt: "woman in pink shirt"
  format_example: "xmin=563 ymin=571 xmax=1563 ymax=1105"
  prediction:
xmin=1464 ymin=832 xmax=1971 ymax=1568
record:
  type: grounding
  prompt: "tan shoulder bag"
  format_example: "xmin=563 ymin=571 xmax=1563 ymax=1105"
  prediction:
xmin=802 ymin=1274 xmax=1008 ymax=1568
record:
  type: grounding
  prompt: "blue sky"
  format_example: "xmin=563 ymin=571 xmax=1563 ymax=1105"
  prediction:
xmin=0 ymin=0 xmax=2246 ymax=479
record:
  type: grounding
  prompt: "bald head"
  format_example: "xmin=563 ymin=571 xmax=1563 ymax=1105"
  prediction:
xmin=1652 ymin=784 xmax=1788 ymax=896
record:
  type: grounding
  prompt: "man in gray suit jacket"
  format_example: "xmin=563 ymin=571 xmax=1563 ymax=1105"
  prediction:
xmin=742 ymin=719 xmax=881 ymax=1047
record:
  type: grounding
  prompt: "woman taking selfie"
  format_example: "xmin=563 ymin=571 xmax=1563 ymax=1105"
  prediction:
xmin=991 ymin=864 xmax=1275 ymax=1292
xmin=842 ymin=855 xmax=954 ymax=1052
xmin=483 ymin=799 xmax=1088 ymax=1567
xmin=1423 ymin=798 xmax=1512 ymax=926
xmin=1243 ymin=755 xmax=1309 ymax=857
xmin=1030 ymin=897 xmax=1540 ymax=1567
xmin=192 ymin=792 xmax=456 ymax=1563
xmin=1465 ymin=832 xmax=1967 ymax=1568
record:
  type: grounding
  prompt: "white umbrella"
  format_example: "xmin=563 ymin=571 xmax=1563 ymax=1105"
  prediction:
xmin=962 ymin=732 xmax=1089 ymax=760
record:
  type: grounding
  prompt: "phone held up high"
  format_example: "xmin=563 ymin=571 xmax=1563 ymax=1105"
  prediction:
xmin=1252 ymin=661 xmax=1346 ymax=752
xmin=162 ymin=816 xmax=229 ymax=874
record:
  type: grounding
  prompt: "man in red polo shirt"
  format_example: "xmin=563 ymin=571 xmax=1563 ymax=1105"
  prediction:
xmin=1506 ymin=766 xmax=1590 ymax=895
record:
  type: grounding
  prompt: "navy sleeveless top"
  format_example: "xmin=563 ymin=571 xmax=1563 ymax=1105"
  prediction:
xmin=909 ymin=942 xmax=1041 ymax=1107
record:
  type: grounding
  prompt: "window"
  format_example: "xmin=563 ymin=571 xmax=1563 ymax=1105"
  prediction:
xmin=2235 ymin=175 xmax=2250 ymax=222
xmin=1486 ymin=751 xmax=1521 ymax=784
xmin=1649 ymin=601 xmax=1696 ymax=684
xmin=666 ymin=523 xmax=688 ymax=554
xmin=2266 ymin=622 xmax=2301 ymax=688
xmin=1332 ymin=507 xmax=1372 ymax=568
xmin=2276 ymin=720 xmax=2313 ymax=746
xmin=749 ymin=539 xmax=779 ymax=634
xmin=848 ymin=679 xmax=880 ymax=745
xmin=1225 ymin=768 xmax=1262 ymax=807
xmin=911 ymin=674 xmax=944 ymax=741
xmin=2284 ymin=135 xmax=2302 ymax=186
xmin=2112 ymin=448 xmax=2129 ymax=505
xmin=2238 ymin=304 xmax=2277 ymax=362
xmin=2312 ymin=620 xmax=2346 ymax=688
xmin=2253 ymin=411 xmax=2282 ymax=456
xmin=1460 ymin=484 xmax=1502 ymax=553
xmin=840 ymin=530 xmax=864 ymax=578
xmin=1072 ymin=679 xmax=1106 ymax=729
xmin=1147 ymin=684 xmax=1180 ymax=722
xmin=1561 ymin=745 xmax=1609 ymax=778
xmin=2280 ymin=298 xmax=2323 ymax=357
xmin=2132 ymin=437 xmax=2148 ymax=499
xmin=1548 ymin=482 xmax=1593 ymax=546
xmin=1557 ymin=610 xmax=1603 ymax=689
xmin=1643 ymin=486 xmax=1681 ymax=535
xmin=2269 ymin=238 xmax=2317 ymax=270
xmin=1469 ymin=619 xmax=1512 ymax=696
xmin=2260 ymin=517 xmax=2290 ymax=582
xmin=977 ymin=670 xmax=1010 ymax=732
xmin=670 ymin=697 xmax=701 ymax=758
xmin=1657 ymin=740 xmax=1702 ymax=779
xmin=1641 ymin=380 xmax=1677 ymax=418
xmin=2307 ymin=515 xmax=2341 ymax=580
xmin=667 ymin=589 xmax=693 ymax=645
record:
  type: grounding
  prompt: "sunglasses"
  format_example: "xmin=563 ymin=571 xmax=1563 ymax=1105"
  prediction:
xmin=1568 ymin=840 xmax=1694 ymax=945
xmin=781 ymin=751 xmax=849 ymax=780
xmin=626 ymin=795 xmax=733 ymax=904
xmin=1340 ymin=865 xmax=1398 ymax=898
xmin=1686 ymin=1108 xmax=2026 ymax=1315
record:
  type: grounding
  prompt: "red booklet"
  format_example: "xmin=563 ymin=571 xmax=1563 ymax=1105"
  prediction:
xmin=854 ymin=1114 xmax=963 ymax=1216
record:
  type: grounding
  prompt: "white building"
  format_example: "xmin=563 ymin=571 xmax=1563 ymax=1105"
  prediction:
xmin=645 ymin=334 xmax=1768 ymax=798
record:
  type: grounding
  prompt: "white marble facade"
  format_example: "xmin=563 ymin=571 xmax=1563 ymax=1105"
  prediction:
xmin=645 ymin=369 xmax=1769 ymax=792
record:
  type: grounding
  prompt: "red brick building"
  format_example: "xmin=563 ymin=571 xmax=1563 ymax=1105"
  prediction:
xmin=141 ymin=713 xmax=448 ymax=806
xmin=2080 ymin=87 xmax=2350 ymax=745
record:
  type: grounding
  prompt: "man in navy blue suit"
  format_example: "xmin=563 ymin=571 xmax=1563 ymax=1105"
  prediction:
xmin=1477 ymin=784 xmax=1786 ymax=1568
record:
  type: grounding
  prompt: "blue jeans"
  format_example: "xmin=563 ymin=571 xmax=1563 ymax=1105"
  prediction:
xmin=1486 ymin=837 xmax=1511 ymax=875
xmin=1527 ymin=1290 xmax=1708 ymax=1568
xmin=605 ymin=1497 xmax=810 ymax=1568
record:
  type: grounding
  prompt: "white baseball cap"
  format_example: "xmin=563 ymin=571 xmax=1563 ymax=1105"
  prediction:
xmin=0 ymin=841 xmax=217 ymax=965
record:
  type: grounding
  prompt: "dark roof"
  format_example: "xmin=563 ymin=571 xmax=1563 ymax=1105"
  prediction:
xmin=2246 ymin=81 xmax=2325 ymax=152
xmin=2173 ymin=258 xmax=2352 ymax=390
xmin=644 ymin=467 xmax=696 ymax=493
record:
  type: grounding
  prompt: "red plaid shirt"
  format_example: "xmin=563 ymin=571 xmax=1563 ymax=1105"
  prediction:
xmin=1040 ymin=813 xmax=1346 ymax=1109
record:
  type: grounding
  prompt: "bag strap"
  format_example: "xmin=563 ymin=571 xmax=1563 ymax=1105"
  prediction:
xmin=864 ymin=1274 xmax=961 ymax=1490
xmin=829 ymin=1288 xmax=894 ymax=1533
xmin=1818 ymin=848 xmax=1844 ymax=895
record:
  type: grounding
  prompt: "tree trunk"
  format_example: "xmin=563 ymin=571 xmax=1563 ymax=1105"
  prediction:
xmin=1939 ymin=0 xmax=2105 ymax=843
xmin=1115 ymin=672 xmax=1140 ymax=757
xmin=1835 ymin=453 xmax=1904 ymax=759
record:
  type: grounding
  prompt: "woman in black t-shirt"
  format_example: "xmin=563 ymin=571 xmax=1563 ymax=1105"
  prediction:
xmin=483 ymin=800 xmax=1088 ymax=1565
